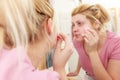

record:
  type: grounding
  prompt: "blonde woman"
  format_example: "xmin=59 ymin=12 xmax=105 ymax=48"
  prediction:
xmin=67 ymin=4 xmax=120 ymax=80
xmin=0 ymin=0 xmax=73 ymax=80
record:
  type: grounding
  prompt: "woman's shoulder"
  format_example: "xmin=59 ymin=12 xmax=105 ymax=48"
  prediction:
xmin=106 ymin=31 xmax=120 ymax=60
xmin=0 ymin=47 xmax=26 ymax=68
xmin=0 ymin=47 xmax=17 ymax=61
xmin=107 ymin=31 xmax=120 ymax=43
xmin=0 ymin=47 xmax=60 ymax=80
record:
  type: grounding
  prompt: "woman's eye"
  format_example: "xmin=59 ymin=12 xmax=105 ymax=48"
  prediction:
xmin=77 ymin=21 xmax=84 ymax=27
xmin=78 ymin=22 xmax=82 ymax=25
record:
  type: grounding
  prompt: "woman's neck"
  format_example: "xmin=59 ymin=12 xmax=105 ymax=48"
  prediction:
xmin=27 ymin=40 xmax=49 ymax=69
xmin=97 ymin=31 xmax=107 ymax=53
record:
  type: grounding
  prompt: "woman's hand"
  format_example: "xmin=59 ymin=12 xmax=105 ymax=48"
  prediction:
xmin=67 ymin=70 xmax=79 ymax=76
xmin=83 ymin=29 xmax=99 ymax=56
xmin=53 ymin=33 xmax=73 ymax=70
xmin=53 ymin=33 xmax=73 ymax=80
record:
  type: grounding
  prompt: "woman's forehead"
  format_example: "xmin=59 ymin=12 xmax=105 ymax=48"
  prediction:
xmin=72 ymin=14 xmax=88 ymax=22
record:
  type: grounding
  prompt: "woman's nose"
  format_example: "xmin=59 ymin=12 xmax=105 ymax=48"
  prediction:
xmin=72 ymin=26 xmax=78 ymax=32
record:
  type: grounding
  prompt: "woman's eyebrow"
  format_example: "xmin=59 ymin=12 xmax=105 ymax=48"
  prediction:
xmin=76 ymin=19 xmax=82 ymax=22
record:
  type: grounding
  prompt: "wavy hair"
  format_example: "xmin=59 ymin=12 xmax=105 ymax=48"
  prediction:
xmin=72 ymin=4 xmax=110 ymax=30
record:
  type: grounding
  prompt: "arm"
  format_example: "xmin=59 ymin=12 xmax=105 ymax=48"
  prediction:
xmin=67 ymin=58 xmax=81 ymax=76
xmin=107 ymin=39 xmax=120 ymax=80
xmin=54 ymin=68 xmax=67 ymax=80
xmin=89 ymin=52 xmax=120 ymax=80
xmin=89 ymin=52 xmax=112 ymax=80
xmin=53 ymin=33 xmax=73 ymax=80
xmin=83 ymin=29 xmax=120 ymax=80
xmin=75 ymin=58 xmax=81 ymax=74
xmin=107 ymin=60 xmax=120 ymax=80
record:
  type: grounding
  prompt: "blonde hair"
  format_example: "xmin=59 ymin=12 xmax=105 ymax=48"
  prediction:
xmin=72 ymin=4 xmax=110 ymax=29
xmin=1 ymin=0 xmax=54 ymax=48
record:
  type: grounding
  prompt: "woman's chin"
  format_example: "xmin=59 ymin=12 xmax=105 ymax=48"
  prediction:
xmin=75 ymin=38 xmax=84 ymax=42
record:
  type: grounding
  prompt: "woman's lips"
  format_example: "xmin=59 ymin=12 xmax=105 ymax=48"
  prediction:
xmin=74 ymin=33 xmax=84 ymax=37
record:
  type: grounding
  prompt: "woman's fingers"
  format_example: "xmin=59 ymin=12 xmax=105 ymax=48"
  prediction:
xmin=87 ymin=29 xmax=98 ymax=39
xmin=83 ymin=29 xmax=99 ymax=43
xmin=55 ymin=35 xmax=63 ymax=52
xmin=67 ymin=72 xmax=78 ymax=76
xmin=57 ymin=33 xmax=73 ymax=51
xmin=53 ymin=33 xmax=73 ymax=70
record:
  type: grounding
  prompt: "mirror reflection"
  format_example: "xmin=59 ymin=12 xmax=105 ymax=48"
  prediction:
xmin=47 ymin=0 xmax=120 ymax=80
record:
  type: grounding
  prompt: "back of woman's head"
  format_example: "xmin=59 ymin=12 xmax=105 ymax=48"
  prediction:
xmin=72 ymin=4 xmax=110 ymax=26
xmin=0 ymin=0 xmax=54 ymax=48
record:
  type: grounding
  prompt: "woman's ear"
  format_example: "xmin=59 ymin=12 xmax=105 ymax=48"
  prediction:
xmin=46 ymin=18 xmax=53 ymax=35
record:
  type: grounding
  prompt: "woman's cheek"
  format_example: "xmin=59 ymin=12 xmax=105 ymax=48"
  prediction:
xmin=83 ymin=27 xmax=90 ymax=34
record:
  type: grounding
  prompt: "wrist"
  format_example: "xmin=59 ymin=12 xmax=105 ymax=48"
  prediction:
xmin=88 ymin=51 xmax=98 ymax=58
xmin=75 ymin=69 xmax=79 ymax=74
xmin=54 ymin=68 xmax=67 ymax=80
xmin=53 ymin=67 xmax=65 ymax=72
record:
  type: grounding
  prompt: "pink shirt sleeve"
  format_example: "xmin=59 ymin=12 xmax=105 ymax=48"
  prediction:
xmin=110 ymin=39 xmax=120 ymax=60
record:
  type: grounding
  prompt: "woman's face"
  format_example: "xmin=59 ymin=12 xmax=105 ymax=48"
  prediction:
xmin=72 ymin=14 xmax=92 ymax=42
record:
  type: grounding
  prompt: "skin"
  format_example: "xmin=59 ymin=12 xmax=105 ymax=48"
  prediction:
xmin=67 ymin=14 xmax=120 ymax=80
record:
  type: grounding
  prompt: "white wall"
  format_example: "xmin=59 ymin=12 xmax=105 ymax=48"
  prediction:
xmin=82 ymin=0 xmax=120 ymax=8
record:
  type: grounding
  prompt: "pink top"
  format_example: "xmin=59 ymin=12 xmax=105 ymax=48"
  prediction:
xmin=73 ymin=31 xmax=120 ymax=78
xmin=0 ymin=47 xmax=60 ymax=80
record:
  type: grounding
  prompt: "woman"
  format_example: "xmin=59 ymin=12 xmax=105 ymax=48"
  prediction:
xmin=0 ymin=0 xmax=73 ymax=80
xmin=67 ymin=4 xmax=120 ymax=80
